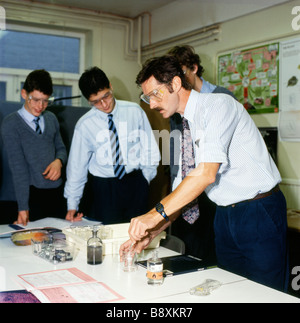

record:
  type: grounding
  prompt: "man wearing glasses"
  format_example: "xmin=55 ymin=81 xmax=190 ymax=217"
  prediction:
xmin=166 ymin=45 xmax=237 ymax=264
xmin=1 ymin=69 xmax=67 ymax=225
xmin=64 ymin=67 xmax=160 ymax=224
xmin=121 ymin=55 xmax=288 ymax=292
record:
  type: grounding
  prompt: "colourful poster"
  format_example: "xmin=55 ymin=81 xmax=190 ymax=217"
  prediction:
xmin=218 ymin=43 xmax=279 ymax=114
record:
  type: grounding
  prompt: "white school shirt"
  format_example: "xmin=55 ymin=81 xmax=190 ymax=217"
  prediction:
xmin=172 ymin=90 xmax=281 ymax=206
xmin=64 ymin=99 xmax=160 ymax=211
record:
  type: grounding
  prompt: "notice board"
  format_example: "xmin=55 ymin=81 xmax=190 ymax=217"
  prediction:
xmin=217 ymin=42 xmax=279 ymax=114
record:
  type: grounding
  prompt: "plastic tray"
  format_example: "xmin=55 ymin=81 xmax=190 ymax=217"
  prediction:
xmin=62 ymin=223 xmax=166 ymax=255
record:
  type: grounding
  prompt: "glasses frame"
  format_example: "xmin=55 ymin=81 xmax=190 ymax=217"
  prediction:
xmin=140 ymin=85 xmax=166 ymax=105
xmin=28 ymin=95 xmax=55 ymax=106
xmin=88 ymin=90 xmax=113 ymax=107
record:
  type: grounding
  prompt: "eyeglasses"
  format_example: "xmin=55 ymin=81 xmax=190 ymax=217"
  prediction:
xmin=140 ymin=85 xmax=166 ymax=105
xmin=89 ymin=90 xmax=113 ymax=107
xmin=28 ymin=95 xmax=54 ymax=106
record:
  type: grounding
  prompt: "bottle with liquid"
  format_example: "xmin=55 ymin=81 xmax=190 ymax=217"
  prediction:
xmin=87 ymin=227 xmax=103 ymax=265
xmin=147 ymin=249 xmax=164 ymax=285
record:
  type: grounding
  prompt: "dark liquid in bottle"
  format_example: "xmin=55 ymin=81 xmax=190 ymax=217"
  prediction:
xmin=87 ymin=246 xmax=102 ymax=265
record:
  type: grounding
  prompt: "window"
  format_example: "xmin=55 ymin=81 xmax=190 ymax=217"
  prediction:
xmin=0 ymin=25 xmax=84 ymax=106
xmin=0 ymin=82 xmax=6 ymax=101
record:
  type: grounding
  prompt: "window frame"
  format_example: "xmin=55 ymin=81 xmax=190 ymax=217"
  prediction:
xmin=0 ymin=23 xmax=85 ymax=105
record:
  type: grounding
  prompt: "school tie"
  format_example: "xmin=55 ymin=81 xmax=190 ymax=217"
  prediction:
xmin=34 ymin=116 xmax=42 ymax=134
xmin=181 ymin=117 xmax=200 ymax=224
xmin=108 ymin=114 xmax=126 ymax=180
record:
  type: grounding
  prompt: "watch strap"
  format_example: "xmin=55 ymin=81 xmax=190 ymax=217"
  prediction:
xmin=155 ymin=202 xmax=169 ymax=222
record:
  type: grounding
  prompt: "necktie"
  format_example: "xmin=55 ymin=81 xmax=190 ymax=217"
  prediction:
xmin=108 ymin=114 xmax=126 ymax=180
xmin=181 ymin=117 xmax=200 ymax=224
xmin=34 ymin=116 xmax=42 ymax=134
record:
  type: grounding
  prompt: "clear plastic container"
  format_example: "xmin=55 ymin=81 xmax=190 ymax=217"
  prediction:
xmin=189 ymin=279 xmax=222 ymax=296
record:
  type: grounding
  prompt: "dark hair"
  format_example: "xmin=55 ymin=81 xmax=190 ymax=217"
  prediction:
xmin=23 ymin=69 xmax=53 ymax=95
xmin=79 ymin=66 xmax=110 ymax=100
xmin=167 ymin=45 xmax=204 ymax=77
xmin=136 ymin=55 xmax=191 ymax=91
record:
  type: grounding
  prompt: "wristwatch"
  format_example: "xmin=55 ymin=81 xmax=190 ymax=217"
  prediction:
xmin=155 ymin=202 xmax=169 ymax=222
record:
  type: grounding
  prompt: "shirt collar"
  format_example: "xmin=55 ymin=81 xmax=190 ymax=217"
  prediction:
xmin=93 ymin=99 xmax=119 ymax=120
xmin=19 ymin=105 xmax=43 ymax=123
xmin=183 ymin=89 xmax=198 ymax=123
xmin=200 ymin=77 xmax=217 ymax=93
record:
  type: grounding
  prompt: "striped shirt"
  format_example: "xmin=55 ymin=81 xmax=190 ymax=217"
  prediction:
xmin=64 ymin=99 xmax=160 ymax=211
xmin=172 ymin=90 xmax=281 ymax=206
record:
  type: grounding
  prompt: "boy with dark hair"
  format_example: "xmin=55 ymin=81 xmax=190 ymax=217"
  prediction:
xmin=1 ymin=69 xmax=67 ymax=225
xmin=64 ymin=67 xmax=160 ymax=224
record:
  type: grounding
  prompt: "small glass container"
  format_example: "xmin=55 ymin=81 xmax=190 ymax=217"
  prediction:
xmin=147 ymin=249 xmax=164 ymax=285
xmin=122 ymin=249 xmax=137 ymax=272
xmin=87 ymin=226 xmax=103 ymax=265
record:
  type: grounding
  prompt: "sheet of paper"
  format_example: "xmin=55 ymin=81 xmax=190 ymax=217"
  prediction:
xmin=0 ymin=217 xmax=101 ymax=237
xmin=32 ymin=282 xmax=123 ymax=303
xmin=18 ymin=267 xmax=95 ymax=290
xmin=17 ymin=217 xmax=101 ymax=230
xmin=18 ymin=267 xmax=124 ymax=303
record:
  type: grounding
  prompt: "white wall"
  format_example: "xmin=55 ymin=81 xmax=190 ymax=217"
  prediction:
xmin=145 ymin=0 xmax=291 ymax=45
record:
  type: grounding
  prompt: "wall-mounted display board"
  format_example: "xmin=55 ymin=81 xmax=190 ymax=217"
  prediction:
xmin=217 ymin=42 xmax=279 ymax=114
xmin=278 ymin=38 xmax=300 ymax=142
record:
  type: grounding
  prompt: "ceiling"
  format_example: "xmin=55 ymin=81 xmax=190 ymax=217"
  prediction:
xmin=25 ymin=0 xmax=292 ymax=19
xmin=27 ymin=0 xmax=179 ymax=18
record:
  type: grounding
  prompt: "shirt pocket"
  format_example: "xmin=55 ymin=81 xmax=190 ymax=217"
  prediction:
xmin=193 ymin=135 xmax=203 ymax=166
xmin=95 ymin=129 xmax=112 ymax=167
xmin=121 ymin=130 xmax=141 ymax=166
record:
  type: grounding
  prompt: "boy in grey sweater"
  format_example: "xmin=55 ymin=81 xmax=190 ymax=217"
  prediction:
xmin=1 ymin=70 xmax=67 ymax=225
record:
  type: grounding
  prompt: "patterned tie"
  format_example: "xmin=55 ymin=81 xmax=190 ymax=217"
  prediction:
xmin=181 ymin=117 xmax=200 ymax=224
xmin=34 ymin=116 xmax=42 ymax=134
xmin=108 ymin=114 xmax=126 ymax=180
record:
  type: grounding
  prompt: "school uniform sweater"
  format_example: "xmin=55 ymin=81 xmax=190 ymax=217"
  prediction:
xmin=1 ymin=110 xmax=67 ymax=211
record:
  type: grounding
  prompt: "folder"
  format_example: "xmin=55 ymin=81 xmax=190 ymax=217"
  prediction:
xmin=137 ymin=254 xmax=216 ymax=277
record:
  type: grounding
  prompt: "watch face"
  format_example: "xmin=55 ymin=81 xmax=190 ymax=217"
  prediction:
xmin=156 ymin=203 xmax=163 ymax=213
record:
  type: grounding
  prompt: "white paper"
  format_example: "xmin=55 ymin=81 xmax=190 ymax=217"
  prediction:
xmin=279 ymin=38 xmax=300 ymax=141
xmin=18 ymin=267 xmax=123 ymax=303
xmin=0 ymin=217 xmax=102 ymax=237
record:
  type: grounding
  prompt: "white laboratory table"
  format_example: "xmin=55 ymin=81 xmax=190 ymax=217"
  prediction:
xmin=0 ymin=224 xmax=299 ymax=304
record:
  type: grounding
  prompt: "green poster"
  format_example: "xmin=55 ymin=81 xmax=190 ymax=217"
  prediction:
xmin=218 ymin=43 xmax=279 ymax=114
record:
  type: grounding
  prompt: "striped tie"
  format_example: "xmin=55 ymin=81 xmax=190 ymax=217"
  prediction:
xmin=181 ymin=117 xmax=200 ymax=224
xmin=34 ymin=116 xmax=42 ymax=134
xmin=108 ymin=114 xmax=126 ymax=180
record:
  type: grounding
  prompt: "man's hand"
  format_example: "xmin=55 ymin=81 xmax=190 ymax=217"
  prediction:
xmin=128 ymin=211 xmax=161 ymax=242
xmin=14 ymin=210 xmax=29 ymax=226
xmin=43 ymin=159 xmax=62 ymax=181
xmin=65 ymin=209 xmax=84 ymax=222
xmin=119 ymin=237 xmax=153 ymax=259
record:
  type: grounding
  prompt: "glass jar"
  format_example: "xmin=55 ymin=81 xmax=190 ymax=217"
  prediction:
xmin=87 ymin=227 xmax=103 ymax=265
